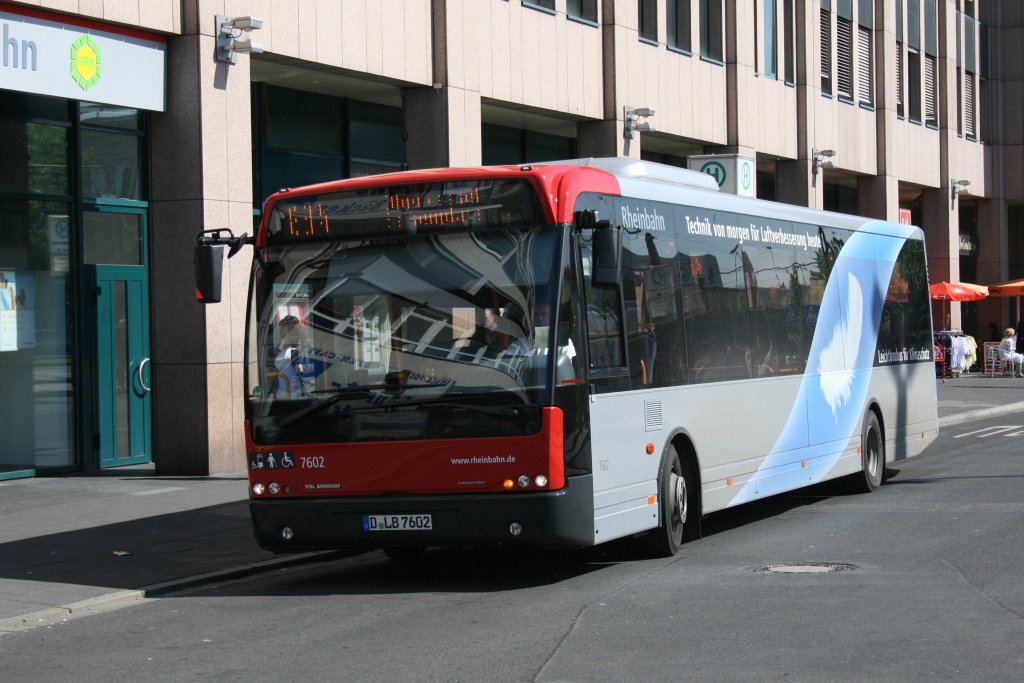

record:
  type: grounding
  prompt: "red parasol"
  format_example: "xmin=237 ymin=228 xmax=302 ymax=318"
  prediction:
xmin=929 ymin=281 xmax=988 ymax=331
xmin=929 ymin=281 xmax=989 ymax=301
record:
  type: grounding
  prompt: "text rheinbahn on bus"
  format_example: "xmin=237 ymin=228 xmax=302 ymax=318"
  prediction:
xmin=195 ymin=157 xmax=938 ymax=558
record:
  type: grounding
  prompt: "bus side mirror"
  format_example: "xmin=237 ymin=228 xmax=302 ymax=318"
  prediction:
xmin=591 ymin=221 xmax=620 ymax=287
xmin=195 ymin=229 xmax=250 ymax=304
xmin=195 ymin=242 xmax=225 ymax=303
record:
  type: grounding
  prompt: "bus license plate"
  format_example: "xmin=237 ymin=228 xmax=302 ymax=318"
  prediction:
xmin=362 ymin=514 xmax=433 ymax=531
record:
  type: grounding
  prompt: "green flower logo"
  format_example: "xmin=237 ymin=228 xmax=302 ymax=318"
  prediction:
xmin=70 ymin=36 xmax=102 ymax=91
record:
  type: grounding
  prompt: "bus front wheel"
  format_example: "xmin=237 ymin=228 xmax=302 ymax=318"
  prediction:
xmin=645 ymin=447 xmax=695 ymax=557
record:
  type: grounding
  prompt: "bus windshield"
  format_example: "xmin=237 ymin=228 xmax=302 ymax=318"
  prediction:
xmin=246 ymin=227 xmax=562 ymax=445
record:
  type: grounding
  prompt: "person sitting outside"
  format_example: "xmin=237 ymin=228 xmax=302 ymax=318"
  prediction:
xmin=997 ymin=327 xmax=1024 ymax=377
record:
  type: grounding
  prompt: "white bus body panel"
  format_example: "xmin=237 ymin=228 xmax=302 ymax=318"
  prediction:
xmin=576 ymin=167 xmax=938 ymax=541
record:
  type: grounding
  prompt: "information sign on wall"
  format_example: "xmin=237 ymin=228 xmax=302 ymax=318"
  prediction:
xmin=0 ymin=6 xmax=166 ymax=111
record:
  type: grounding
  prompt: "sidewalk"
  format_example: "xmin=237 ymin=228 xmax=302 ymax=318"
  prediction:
xmin=2 ymin=376 xmax=1024 ymax=635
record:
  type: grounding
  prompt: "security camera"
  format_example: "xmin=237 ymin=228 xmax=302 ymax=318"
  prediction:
xmin=224 ymin=16 xmax=263 ymax=31
xmin=231 ymin=39 xmax=265 ymax=55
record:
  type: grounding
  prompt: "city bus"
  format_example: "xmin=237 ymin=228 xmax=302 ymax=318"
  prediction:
xmin=195 ymin=157 xmax=939 ymax=558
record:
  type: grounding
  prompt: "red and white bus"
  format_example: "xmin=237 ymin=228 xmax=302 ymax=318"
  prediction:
xmin=196 ymin=158 xmax=938 ymax=557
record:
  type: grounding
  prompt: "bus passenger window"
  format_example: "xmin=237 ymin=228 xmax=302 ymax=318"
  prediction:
xmin=586 ymin=286 xmax=623 ymax=368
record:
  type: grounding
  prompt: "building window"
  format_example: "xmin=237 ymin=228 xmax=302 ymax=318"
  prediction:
xmin=482 ymin=124 xmax=577 ymax=166
xmin=905 ymin=0 xmax=921 ymax=122
xmin=523 ymin=0 xmax=556 ymax=13
xmin=700 ymin=0 xmax=723 ymax=60
xmin=856 ymin=0 xmax=873 ymax=105
xmin=907 ymin=48 xmax=921 ymax=122
xmin=669 ymin=0 xmax=691 ymax=51
xmin=856 ymin=24 xmax=872 ymax=104
xmin=923 ymin=0 xmax=937 ymax=127
xmin=924 ymin=54 xmax=937 ymax=127
xmin=962 ymin=3 xmax=978 ymax=139
xmin=639 ymin=0 xmax=658 ymax=42
xmin=568 ymin=0 xmax=598 ymax=22
xmin=783 ymin=0 xmax=795 ymax=83
xmin=764 ymin=0 xmax=777 ymax=79
xmin=963 ymin=71 xmax=976 ymax=138
xmin=820 ymin=4 xmax=832 ymax=95
xmin=80 ymin=104 xmax=146 ymax=200
xmin=836 ymin=15 xmax=853 ymax=99
xmin=896 ymin=42 xmax=904 ymax=117
xmin=252 ymin=84 xmax=404 ymax=206
xmin=896 ymin=0 xmax=903 ymax=116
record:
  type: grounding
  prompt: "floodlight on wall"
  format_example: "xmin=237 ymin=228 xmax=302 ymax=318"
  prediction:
xmin=624 ymin=106 xmax=656 ymax=139
xmin=216 ymin=14 xmax=265 ymax=64
xmin=812 ymin=148 xmax=836 ymax=174
xmin=951 ymin=178 xmax=971 ymax=202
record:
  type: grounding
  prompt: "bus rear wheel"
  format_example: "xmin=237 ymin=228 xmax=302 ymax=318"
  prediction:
xmin=849 ymin=411 xmax=884 ymax=493
xmin=645 ymin=447 xmax=694 ymax=557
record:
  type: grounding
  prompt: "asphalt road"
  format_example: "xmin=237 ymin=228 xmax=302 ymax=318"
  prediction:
xmin=2 ymin=416 xmax=1021 ymax=683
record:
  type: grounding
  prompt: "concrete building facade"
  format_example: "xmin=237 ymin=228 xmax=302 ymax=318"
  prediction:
xmin=0 ymin=0 xmax=1020 ymax=477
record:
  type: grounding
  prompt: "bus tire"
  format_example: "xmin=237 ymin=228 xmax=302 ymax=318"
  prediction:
xmin=849 ymin=411 xmax=884 ymax=493
xmin=644 ymin=447 xmax=692 ymax=558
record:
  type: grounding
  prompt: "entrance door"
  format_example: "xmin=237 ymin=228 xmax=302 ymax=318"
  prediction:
xmin=86 ymin=207 xmax=151 ymax=468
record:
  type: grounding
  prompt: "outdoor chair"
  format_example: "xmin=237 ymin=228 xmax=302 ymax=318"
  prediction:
xmin=986 ymin=343 xmax=1009 ymax=377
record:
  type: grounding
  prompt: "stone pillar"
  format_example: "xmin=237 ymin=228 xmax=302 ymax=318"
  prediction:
xmin=573 ymin=1 xmax=638 ymax=160
xmin=725 ymin=0 xmax=756 ymax=150
xmin=403 ymin=86 xmax=482 ymax=169
xmin=922 ymin=186 xmax=960 ymax=329
xmin=776 ymin=158 xmax=820 ymax=208
xmin=148 ymin=21 xmax=254 ymax=475
xmin=578 ymin=120 xmax=634 ymax=158
xmin=976 ymin=198 xmax=1009 ymax=329
xmin=858 ymin=175 xmax=899 ymax=220
xmin=402 ymin=0 xmax=482 ymax=170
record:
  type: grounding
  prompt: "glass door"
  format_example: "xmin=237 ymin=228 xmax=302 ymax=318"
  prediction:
xmin=85 ymin=206 xmax=151 ymax=468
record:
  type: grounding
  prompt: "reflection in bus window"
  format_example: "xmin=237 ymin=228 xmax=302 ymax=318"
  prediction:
xmin=580 ymin=242 xmax=624 ymax=370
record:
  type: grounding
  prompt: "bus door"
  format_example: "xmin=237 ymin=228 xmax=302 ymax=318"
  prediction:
xmin=86 ymin=207 xmax=152 ymax=468
xmin=576 ymin=194 xmax=660 ymax=542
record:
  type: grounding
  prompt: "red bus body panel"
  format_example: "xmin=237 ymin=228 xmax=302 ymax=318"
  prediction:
xmin=247 ymin=407 xmax=565 ymax=499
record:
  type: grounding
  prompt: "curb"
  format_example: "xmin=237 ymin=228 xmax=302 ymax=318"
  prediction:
xmin=0 ymin=550 xmax=348 ymax=636
xmin=938 ymin=400 xmax=1024 ymax=428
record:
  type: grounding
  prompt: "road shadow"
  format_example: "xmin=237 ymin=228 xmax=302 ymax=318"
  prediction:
xmin=0 ymin=501 xmax=272 ymax=593
xmin=0 ymin=467 xmax=916 ymax=600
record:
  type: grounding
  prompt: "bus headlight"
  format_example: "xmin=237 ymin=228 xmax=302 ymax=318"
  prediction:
xmin=534 ymin=474 xmax=549 ymax=488
xmin=252 ymin=483 xmax=265 ymax=496
xmin=268 ymin=482 xmax=281 ymax=495
xmin=517 ymin=475 xmax=530 ymax=488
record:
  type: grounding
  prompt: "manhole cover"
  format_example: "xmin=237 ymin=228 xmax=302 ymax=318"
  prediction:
xmin=753 ymin=562 xmax=856 ymax=574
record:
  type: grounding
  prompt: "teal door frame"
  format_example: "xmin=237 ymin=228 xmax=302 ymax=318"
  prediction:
xmin=86 ymin=203 xmax=152 ymax=468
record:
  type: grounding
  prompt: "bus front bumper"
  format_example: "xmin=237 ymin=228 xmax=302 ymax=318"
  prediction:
xmin=249 ymin=475 xmax=594 ymax=553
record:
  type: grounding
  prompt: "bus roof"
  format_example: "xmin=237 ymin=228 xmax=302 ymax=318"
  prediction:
xmin=260 ymin=158 xmax=921 ymax=240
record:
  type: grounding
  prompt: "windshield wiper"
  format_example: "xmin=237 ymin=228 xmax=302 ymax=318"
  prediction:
xmin=393 ymin=395 xmax=525 ymax=418
xmin=278 ymin=384 xmax=450 ymax=428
